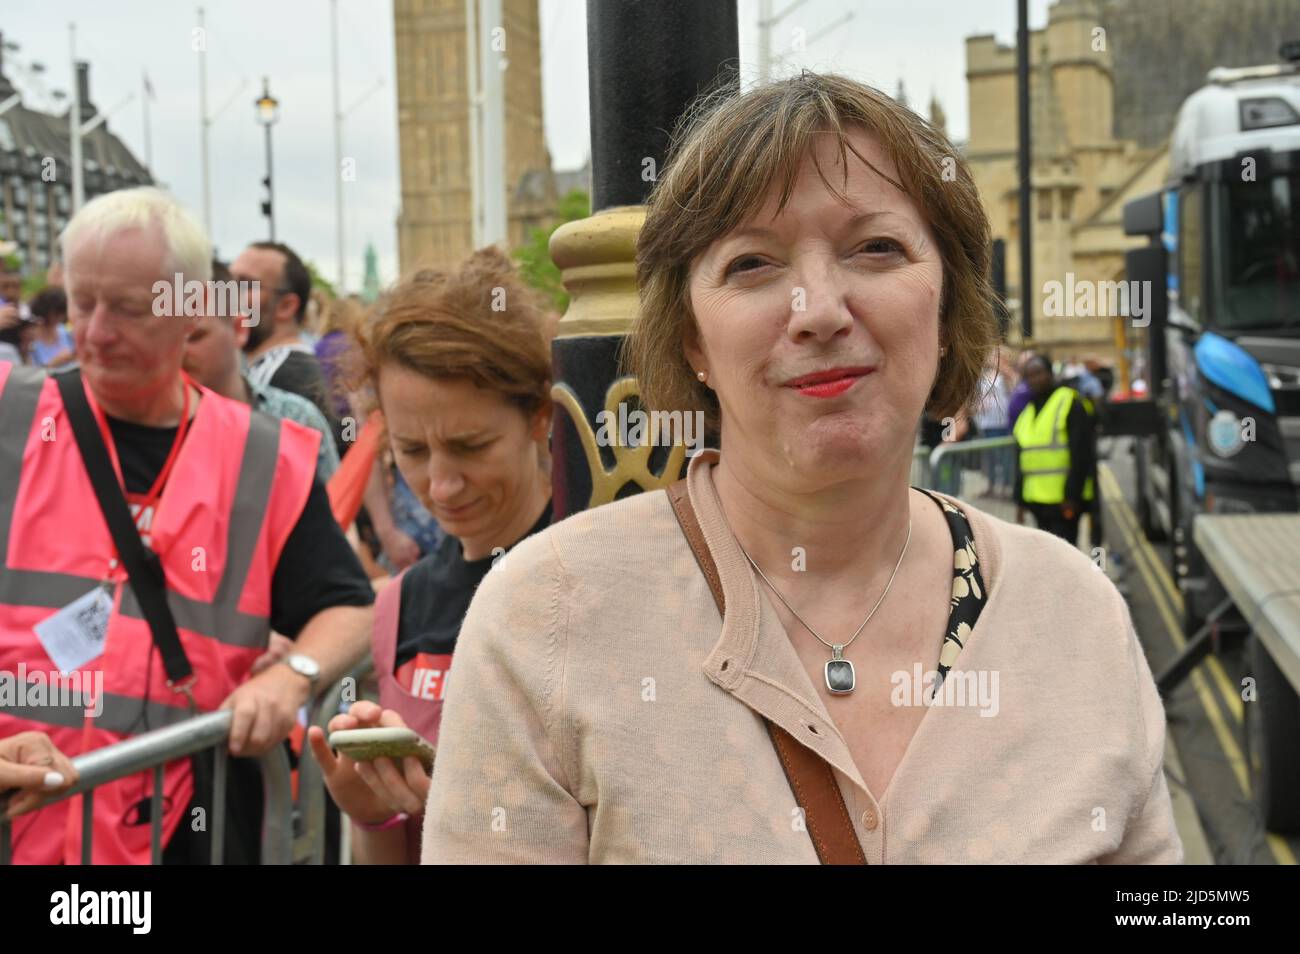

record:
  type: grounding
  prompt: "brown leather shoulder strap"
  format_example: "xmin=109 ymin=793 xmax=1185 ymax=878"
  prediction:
xmin=664 ymin=479 xmax=867 ymax=865
xmin=666 ymin=480 xmax=724 ymax=606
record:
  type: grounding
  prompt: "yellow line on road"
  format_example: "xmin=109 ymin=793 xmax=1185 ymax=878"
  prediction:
xmin=1100 ymin=465 xmax=1296 ymax=865
xmin=1098 ymin=465 xmax=1243 ymax=723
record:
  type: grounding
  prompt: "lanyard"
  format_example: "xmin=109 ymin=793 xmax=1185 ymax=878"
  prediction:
xmin=91 ymin=373 xmax=196 ymax=533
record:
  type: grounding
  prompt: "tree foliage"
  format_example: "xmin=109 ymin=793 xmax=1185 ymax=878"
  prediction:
xmin=513 ymin=188 xmax=590 ymax=313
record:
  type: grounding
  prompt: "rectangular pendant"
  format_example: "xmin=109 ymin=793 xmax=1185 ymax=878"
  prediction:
xmin=825 ymin=657 xmax=855 ymax=694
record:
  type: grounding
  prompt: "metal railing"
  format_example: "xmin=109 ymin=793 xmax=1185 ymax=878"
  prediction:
xmin=911 ymin=444 xmax=931 ymax=489
xmin=0 ymin=709 xmax=292 ymax=865
xmin=0 ymin=659 xmax=380 ymax=866
xmin=296 ymin=657 xmax=377 ymax=865
xmin=921 ymin=435 xmax=1019 ymax=524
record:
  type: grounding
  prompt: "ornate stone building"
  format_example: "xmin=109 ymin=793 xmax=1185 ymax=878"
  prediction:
xmin=0 ymin=40 xmax=151 ymax=274
xmin=965 ymin=0 xmax=1160 ymax=362
xmin=393 ymin=0 xmax=557 ymax=273
xmin=964 ymin=0 xmax=1296 ymax=363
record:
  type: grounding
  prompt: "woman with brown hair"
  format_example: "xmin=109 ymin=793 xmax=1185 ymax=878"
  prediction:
xmin=307 ymin=247 xmax=553 ymax=864
xmin=420 ymin=72 xmax=1182 ymax=864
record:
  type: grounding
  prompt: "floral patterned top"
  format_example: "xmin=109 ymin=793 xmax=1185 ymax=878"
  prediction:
xmin=916 ymin=488 xmax=988 ymax=691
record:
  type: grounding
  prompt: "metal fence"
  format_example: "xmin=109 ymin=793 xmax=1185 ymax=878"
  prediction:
xmin=0 ymin=710 xmax=291 ymax=865
xmin=917 ymin=435 xmax=1019 ymax=524
xmin=300 ymin=657 xmax=376 ymax=866
xmin=0 ymin=658 xmax=378 ymax=866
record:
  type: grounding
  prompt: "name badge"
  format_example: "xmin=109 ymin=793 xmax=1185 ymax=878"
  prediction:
xmin=34 ymin=585 xmax=113 ymax=673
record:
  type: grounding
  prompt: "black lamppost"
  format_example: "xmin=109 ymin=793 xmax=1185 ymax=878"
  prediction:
xmin=547 ymin=1 xmax=739 ymax=518
xmin=255 ymin=76 xmax=279 ymax=241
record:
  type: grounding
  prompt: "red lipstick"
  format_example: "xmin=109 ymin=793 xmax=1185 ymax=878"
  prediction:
xmin=784 ymin=366 xmax=873 ymax=399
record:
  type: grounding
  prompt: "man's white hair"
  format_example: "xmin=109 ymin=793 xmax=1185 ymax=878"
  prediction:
xmin=60 ymin=186 xmax=211 ymax=286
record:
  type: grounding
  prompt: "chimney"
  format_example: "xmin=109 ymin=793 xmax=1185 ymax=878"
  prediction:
xmin=76 ymin=60 xmax=96 ymax=125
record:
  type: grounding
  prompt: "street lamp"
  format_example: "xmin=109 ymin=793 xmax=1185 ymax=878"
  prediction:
xmin=255 ymin=76 xmax=279 ymax=240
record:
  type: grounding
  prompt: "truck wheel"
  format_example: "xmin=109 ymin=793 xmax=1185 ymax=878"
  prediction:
xmin=1245 ymin=634 xmax=1300 ymax=833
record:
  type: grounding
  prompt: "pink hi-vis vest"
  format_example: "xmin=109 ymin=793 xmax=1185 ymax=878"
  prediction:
xmin=371 ymin=569 xmax=445 ymax=747
xmin=0 ymin=363 xmax=319 ymax=864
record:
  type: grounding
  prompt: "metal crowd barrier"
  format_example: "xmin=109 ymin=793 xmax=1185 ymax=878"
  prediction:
xmin=0 ymin=709 xmax=291 ymax=865
xmin=923 ymin=435 xmax=1019 ymax=524
xmin=0 ymin=658 xmax=379 ymax=866
xmin=910 ymin=445 xmax=931 ymax=489
xmin=297 ymin=656 xmax=377 ymax=865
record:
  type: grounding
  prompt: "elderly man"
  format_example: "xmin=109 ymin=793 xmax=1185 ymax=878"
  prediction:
xmin=0 ymin=187 xmax=374 ymax=864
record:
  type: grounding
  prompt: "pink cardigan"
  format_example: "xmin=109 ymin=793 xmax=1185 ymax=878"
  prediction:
xmin=421 ymin=449 xmax=1183 ymax=864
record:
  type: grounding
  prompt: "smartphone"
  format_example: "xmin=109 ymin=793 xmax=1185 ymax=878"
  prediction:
xmin=328 ymin=726 xmax=435 ymax=771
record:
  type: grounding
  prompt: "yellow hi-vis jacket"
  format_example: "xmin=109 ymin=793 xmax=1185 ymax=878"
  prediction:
xmin=1014 ymin=385 xmax=1095 ymax=505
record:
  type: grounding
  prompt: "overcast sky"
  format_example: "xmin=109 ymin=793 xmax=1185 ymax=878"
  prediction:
xmin=3 ymin=0 xmax=1054 ymax=290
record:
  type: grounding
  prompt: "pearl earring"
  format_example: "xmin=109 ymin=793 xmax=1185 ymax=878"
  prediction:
xmin=696 ymin=369 xmax=708 ymax=383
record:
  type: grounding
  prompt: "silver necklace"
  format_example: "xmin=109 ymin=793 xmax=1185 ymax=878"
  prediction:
xmin=738 ymin=517 xmax=912 ymax=695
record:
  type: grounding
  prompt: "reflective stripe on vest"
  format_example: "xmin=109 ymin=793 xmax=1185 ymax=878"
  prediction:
xmin=0 ymin=362 xmax=319 ymax=863
xmin=1013 ymin=386 xmax=1094 ymax=504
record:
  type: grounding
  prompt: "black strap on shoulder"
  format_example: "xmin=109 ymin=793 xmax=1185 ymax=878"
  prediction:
xmin=54 ymin=369 xmax=195 ymax=693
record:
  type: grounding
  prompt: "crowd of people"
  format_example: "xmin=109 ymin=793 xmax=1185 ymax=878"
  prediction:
xmin=0 ymin=180 xmax=569 ymax=863
xmin=0 ymin=69 xmax=1178 ymax=865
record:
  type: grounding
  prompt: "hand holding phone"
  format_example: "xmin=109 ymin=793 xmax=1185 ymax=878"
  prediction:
xmin=328 ymin=726 xmax=435 ymax=772
xmin=308 ymin=701 xmax=435 ymax=821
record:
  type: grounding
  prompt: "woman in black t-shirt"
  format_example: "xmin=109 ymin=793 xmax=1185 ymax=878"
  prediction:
xmin=307 ymin=248 xmax=554 ymax=864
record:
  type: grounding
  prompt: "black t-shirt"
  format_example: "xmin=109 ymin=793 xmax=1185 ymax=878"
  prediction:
xmin=106 ymin=408 xmax=375 ymax=637
xmin=395 ymin=499 xmax=552 ymax=669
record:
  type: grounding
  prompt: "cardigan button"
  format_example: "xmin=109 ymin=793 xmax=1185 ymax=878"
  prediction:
xmin=861 ymin=808 xmax=878 ymax=831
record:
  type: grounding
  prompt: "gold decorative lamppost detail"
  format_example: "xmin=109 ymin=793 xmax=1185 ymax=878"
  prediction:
xmin=546 ymin=2 xmax=738 ymax=519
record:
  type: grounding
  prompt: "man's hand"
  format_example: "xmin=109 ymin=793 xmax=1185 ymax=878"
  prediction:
xmin=220 ymin=663 xmax=313 ymax=757
xmin=0 ymin=303 xmax=19 ymax=332
xmin=0 ymin=731 xmax=79 ymax=820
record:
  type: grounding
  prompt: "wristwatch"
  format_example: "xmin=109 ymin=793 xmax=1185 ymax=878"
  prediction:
xmin=282 ymin=653 xmax=321 ymax=687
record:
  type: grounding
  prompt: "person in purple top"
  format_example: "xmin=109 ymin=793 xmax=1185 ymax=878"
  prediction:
xmin=314 ymin=296 xmax=362 ymax=420
xmin=1005 ymin=350 xmax=1037 ymax=428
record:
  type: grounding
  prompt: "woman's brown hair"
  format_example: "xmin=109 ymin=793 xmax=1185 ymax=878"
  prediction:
xmin=357 ymin=246 xmax=552 ymax=417
xmin=625 ymin=70 xmax=998 ymax=429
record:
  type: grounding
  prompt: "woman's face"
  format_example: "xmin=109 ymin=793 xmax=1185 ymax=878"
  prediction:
xmin=686 ymin=127 xmax=943 ymax=488
xmin=379 ymin=364 xmax=548 ymax=549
